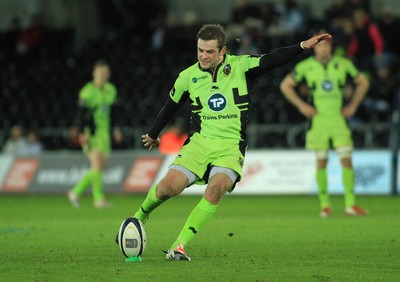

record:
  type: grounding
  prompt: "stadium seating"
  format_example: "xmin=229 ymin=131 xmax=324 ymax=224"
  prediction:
xmin=0 ymin=29 xmax=392 ymax=150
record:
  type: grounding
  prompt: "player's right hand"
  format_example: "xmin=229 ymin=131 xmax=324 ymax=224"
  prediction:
xmin=142 ymin=134 xmax=160 ymax=150
xmin=78 ymin=133 xmax=88 ymax=145
xmin=298 ymin=103 xmax=317 ymax=119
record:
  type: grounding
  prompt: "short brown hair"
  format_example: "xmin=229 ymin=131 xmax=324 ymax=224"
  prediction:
xmin=196 ymin=24 xmax=227 ymax=50
xmin=93 ymin=59 xmax=109 ymax=69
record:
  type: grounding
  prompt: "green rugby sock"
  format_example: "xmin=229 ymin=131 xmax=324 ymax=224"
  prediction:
xmin=316 ymin=168 xmax=330 ymax=208
xmin=343 ymin=167 xmax=355 ymax=208
xmin=170 ymin=197 xmax=217 ymax=250
xmin=134 ymin=185 xmax=164 ymax=223
xmin=72 ymin=170 xmax=93 ymax=195
xmin=91 ymin=170 xmax=104 ymax=201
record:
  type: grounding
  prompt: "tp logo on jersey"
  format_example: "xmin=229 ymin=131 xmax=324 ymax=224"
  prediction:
xmin=208 ymin=93 xmax=227 ymax=112
xmin=322 ymin=80 xmax=333 ymax=91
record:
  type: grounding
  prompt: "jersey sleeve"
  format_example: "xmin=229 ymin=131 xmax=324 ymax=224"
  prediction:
xmin=78 ymin=84 xmax=92 ymax=107
xmin=292 ymin=62 xmax=305 ymax=83
xmin=169 ymin=72 xmax=189 ymax=104
xmin=344 ymin=59 xmax=359 ymax=79
xmin=109 ymin=83 xmax=117 ymax=105
xmin=242 ymin=55 xmax=262 ymax=71
xmin=236 ymin=55 xmax=262 ymax=76
xmin=76 ymin=85 xmax=93 ymax=132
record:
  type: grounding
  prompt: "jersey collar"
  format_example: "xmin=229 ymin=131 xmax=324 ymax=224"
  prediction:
xmin=198 ymin=54 xmax=227 ymax=73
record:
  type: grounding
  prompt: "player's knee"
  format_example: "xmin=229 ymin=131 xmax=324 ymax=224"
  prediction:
xmin=157 ymin=179 xmax=184 ymax=200
xmin=340 ymin=157 xmax=352 ymax=168
xmin=336 ymin=147 xmax=353 ymax=168
xmin=316 ymin=150 xmax=328 ymax=160
xmin=204 ymin=190 xmax=224 ymax=205
xmin=204 ymin=182 xmax=231 ymax=204
xmin=316 ymin=151 xmax=328 ymax=169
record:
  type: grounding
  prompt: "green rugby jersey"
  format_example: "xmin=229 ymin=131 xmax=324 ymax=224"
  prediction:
xmin=292 ymin=55 xmax=359 ymax=116
xmin=79 ymin=82 xmax=117 ymax=134
xmin=170 ymin=54 xmax=262 ymax=142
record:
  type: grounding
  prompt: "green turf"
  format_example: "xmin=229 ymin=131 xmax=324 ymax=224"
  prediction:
xmin=0 ymin=194 xmax=399 ymax=282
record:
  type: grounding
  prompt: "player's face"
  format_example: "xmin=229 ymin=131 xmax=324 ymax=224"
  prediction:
xmin=314 ymin=40 xmax=332 ymax=59
xmin=197 ymin=39 xmax=226 ymax=70
xmin=93 ymin=65 xmax=111 ymax=85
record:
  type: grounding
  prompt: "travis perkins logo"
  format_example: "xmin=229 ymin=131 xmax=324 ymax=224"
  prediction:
xmin=202 ymin=113 xmax=238 ymax=120
xmin=208 ymin=93 xmax=227 ymax=111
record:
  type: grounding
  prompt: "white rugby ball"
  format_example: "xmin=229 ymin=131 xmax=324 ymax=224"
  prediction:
xmin=117 ymin=217 xmax=147 ymax=258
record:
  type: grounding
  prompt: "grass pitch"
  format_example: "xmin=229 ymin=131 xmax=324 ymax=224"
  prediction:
xmin=0 ymin=194 xmax=399 ymax=282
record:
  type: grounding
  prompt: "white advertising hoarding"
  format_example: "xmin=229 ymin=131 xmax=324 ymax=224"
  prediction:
xmin=155 ymin=151 xmax=316 ymax=195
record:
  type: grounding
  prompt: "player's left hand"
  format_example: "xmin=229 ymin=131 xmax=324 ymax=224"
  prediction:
xmin=142 ymin=134 xmax=160 ymax=150
xmin=301 ymin=33 xmax=332 ymax=49
xmin=78 ymin=133 xmax=88 ymax=146
xmin=342 ymin=104 xmax=357 ymax=118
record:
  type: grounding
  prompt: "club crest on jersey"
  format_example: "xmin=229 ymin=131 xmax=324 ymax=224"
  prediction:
xmin=223 ymin=64 xmax=231 ymax=76
xmin=208 ymin=93 xmax=227 ymax=112
xmin=102 ymin=104 xmax=109 ymax=113
xmin=322 ymin=80 xmax=333 ymax=91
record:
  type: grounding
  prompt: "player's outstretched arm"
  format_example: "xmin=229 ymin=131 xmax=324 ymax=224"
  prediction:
xmin=260 ymin=33 xmax=332 ymax=71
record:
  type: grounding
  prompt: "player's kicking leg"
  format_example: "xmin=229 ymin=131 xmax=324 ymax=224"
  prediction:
xmin=165 ymin=168 xmax=235 ymax=261
xmin=165 ymin=243 xmax=191 ymax=261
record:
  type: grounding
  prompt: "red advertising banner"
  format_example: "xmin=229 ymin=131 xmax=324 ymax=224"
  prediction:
xmin=124 ymin=156 xmax=163 ymax=192
xmin=2 ymin=159 xmax=40 ymax=192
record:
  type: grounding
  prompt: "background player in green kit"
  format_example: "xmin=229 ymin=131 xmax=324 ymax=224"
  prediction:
xmin=280 ymin=33 xmax=369 ymax=217
xmin=67 ymin=60 xmax=117 ymax=208
xmin=127 ymin=24 xmax=331 ymax=260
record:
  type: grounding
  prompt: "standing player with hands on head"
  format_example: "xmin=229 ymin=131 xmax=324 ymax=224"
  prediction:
xmin=280 ymin=31 xmax=369 ymax=217
xmin=67 ymin=60 xmax=117 ymax=208
xmin=127 ymin=24 xmax=331 ymax=261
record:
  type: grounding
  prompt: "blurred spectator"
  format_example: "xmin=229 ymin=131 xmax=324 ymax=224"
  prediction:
xmin=236 ymin=33 xmax=259 ymax=55
xmin=363 ymin=62 xmax=398 ymax=121
xmin=325 ymin=0 xmax=353 ymax=51
xmin=153 ymin=10 xmax=199 ymax=52
xmin=347 ymin=9 xmax=384 ymax=73
xmin=226 ymin=0 xmax=264 ymax=55
xmin=151 ymin=12 xmax=178 ymax=51
xmin=2 ymin=125 xmax=27 ymax=155
xmin=231 ymin=0 xmax=259 ymax=24
xmin=258 ymin=2 xmax=276 ymax=30
xmin=159 ymin=119 xmax=188 ymax=155
xmin=326 ymin=0 xmax=351 ymax=22
xmin=348 ymin=0 xmax=370 ymax=14
xmin=377 ymin=6 xmax=400 ymax=67
xmin=179 ymin=11 xmax=200 ymax=51
xmin=16 ymin=14 xmax=45 ymax=59
xmin=269 ymin=0 xmax=306 ymax=36
xmin=3 ymin=17 xmax=22 ymax=64
xmin=20 ymin=130 xmax=43 ymax=156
